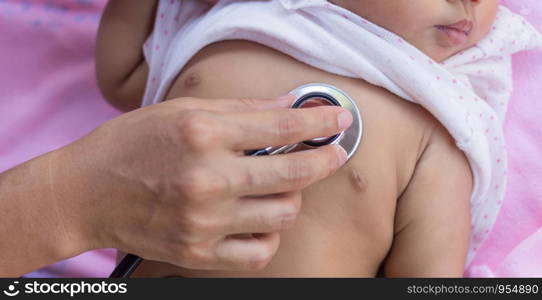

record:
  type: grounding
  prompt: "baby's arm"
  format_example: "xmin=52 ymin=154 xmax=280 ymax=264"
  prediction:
xmin=383 ymin=124 xmax=473 ymax=277
xmin=96 ymin=0 xmax=158 ymax=111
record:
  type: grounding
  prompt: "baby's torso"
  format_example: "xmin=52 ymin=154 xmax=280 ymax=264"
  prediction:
xmin=133 ymin=40 xmax=442 ymax=277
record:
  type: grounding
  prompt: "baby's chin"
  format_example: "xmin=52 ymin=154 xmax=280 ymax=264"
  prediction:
xmin=420 ymin=44 xmax=470 ymax=63
xmin=407 ymin=33 xmax=478 ymax=63
xmin=427 ymin=51 xmax=455 ymax=63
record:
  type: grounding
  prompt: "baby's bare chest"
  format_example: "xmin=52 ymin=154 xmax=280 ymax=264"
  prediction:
xmin=147 ymin=40 xmax=438 ymax=277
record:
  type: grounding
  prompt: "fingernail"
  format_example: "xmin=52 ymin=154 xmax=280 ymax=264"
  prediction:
xmin=335 ymin=145 xmax=348 ymax=166
xmin=337 ymin=111 xmax=353 ymax=129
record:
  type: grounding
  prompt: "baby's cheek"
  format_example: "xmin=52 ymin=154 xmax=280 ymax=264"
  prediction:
xmin=472 ymin=1 xmax=499 ymax=43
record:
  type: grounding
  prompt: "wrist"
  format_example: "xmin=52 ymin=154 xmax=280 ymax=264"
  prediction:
xmin=0 ymin=147 xmax=98 ymax=276
xmin=49 ymin=141 xmax=108 ymax=256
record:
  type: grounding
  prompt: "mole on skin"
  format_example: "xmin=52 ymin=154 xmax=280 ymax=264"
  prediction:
xmin=349 ymin=167 xmax=367 ymax=192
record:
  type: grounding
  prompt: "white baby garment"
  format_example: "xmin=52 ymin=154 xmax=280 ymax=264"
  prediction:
xmin=142 ymin=0 xmax=542 ymax=266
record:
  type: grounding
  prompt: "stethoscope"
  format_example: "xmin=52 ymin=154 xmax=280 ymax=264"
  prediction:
xmin=109 ymin=83 xmax=363 ymax=278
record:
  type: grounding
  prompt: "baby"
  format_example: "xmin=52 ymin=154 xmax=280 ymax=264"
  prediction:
xmin=96 ymin=0 xmax=537 ymax=277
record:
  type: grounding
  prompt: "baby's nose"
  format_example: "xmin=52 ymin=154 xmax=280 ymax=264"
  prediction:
xmin=447 ymin=0 xmax=480 ymax=16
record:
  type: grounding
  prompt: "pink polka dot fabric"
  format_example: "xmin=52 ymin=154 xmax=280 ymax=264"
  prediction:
xmin=143 ymin=0 xmax=542 ymax=267
xmin=441 ymin=6 xmax=542 ymax=265
xmin=466 ymin=0 xmax=542 ymax=278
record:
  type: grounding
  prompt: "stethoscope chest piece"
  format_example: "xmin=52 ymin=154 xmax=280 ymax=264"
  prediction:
xmin=248 ymin=83 xmax=363 ymax=161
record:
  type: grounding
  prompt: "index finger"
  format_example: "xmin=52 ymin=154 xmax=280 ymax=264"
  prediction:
xmin=221 ymin=106 xmax=353 ymax=151
xmin=169 ymin=94 xmax=297 ymax=113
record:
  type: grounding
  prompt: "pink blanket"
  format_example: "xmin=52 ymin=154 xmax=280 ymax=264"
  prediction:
xmin=0 ymin=0 xmax=540 ymax=277
xmin=466 ymin=0 xmax=542 ymax=278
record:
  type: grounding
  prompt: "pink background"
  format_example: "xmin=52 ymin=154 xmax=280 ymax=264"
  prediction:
xmin=0 ymin=0 xmax=540 ymax=277
xmin=0 ymin=0 xmax=119 ymax=277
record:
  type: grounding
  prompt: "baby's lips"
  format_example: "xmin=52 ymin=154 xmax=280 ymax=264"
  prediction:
xmin=443 ymin=19 xmax=474 ymax=35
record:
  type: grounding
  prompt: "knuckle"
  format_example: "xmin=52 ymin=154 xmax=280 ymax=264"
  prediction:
xmin=174 ymin=211 xmax=202 ymax=239
xmin=177 ymin=111 xmax=218 ymax=150
xmin=270 ymin=195 xmax=301 ymax=230
xmin=182 ymin=243 xmax=211 ymax=268
xmin=260 ymin=201 xmax=299 ymax=231
xmin=276 ymin=114 xmax=303 ymax=141
xmin=178 ymin=168 xmax=230 ymax=201
xmin=181 ymin=213 xmax=205 ymax=235
xmin=238 ymin=168 xmax=257 ymax=191
xmin=176 ymin=212 xmax=221 ymax=243
xmin=194 ymin=217 xmax=221 ymax=236
xmin=275 ymin=214 xmax=297 ymax=231
xmin=285 ymin=158 xmax=314 ymax=189
xmin=237 ymin=98 xmax=260 ymax=109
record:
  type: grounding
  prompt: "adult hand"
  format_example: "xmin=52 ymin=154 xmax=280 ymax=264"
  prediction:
xmin=57 ymin=95 xmax=352 ymax=271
